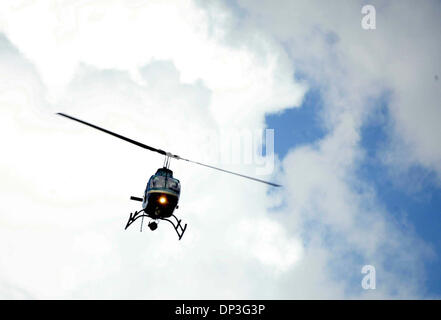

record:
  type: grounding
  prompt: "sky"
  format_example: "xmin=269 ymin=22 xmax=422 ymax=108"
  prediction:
xmin=0 ymin=0 xmax=440 ymax=299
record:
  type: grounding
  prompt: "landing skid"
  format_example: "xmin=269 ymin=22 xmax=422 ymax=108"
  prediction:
xmin=162 ymin=215 xmax=187 ymax=240
xmin=125 ymin=209 xmax=187 ymax=240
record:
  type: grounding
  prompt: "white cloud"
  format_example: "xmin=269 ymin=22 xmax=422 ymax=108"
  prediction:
xmin=234 ymin=0 xmax=439 ymax=297
xmin=0 ymin=0 xmax=304 ymax=299
xmin=237 ymin=0 xmax=441 ymax=178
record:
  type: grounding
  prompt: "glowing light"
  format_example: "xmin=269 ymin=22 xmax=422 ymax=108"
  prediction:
xmin=159 ymin=196 xmax=167 ymax=204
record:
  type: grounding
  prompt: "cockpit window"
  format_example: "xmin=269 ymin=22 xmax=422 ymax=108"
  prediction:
xmin=149 ymin=176 xmax=180 ymax=193
xmin=167 ymin=179 xmax=181 ymax=192
xmin=150 ymin=176 xmax=165 ymax=188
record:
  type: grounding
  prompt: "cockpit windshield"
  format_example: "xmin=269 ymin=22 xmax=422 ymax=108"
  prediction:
xmin=149 ymin=176 xmax=180 ymax=193
xmin=150 ymin=176 xmax=165 ymax=188
xmin=167 ymin=179 xmax=181 ymax=193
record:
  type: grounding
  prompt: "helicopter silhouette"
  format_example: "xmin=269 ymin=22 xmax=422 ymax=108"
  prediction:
xmin=57 ymin=113 xmax=281 ymax=240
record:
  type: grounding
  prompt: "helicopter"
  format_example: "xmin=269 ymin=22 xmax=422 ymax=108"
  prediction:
xmin=57 ymin=113 xmax=281 ymax=240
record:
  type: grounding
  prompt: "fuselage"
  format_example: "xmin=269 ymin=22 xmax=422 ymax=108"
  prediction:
xmin=143 ymin=167 xmax=181 ymax=219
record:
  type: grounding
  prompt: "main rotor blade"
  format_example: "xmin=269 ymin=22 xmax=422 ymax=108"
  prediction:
xmin=57 ymin=112 xmax=281 ymax=187
xmin=56 ymin=113 xmax=167 ymax=156
xmin=178 ymin=157 xmax=282 ymax=187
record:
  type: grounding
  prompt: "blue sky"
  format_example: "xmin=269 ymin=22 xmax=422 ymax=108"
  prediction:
xmin=267 ymin=84 xmax=441 ymax=297
xmin=266 ymin=88 xmax=326 ymax=159
xmin=358 ymin=98 xmax=441 ymax=296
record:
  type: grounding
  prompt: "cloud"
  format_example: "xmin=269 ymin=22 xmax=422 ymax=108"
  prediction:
xmin=237 ymin=0 xmax=441 ymax=179
xmin=0 ymin=1 xmax=304 ymax=299
xmin=233 ymin=0 xmax=440 ymax=297
xmin=0 ymin=0 xmax=305 ymax=126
